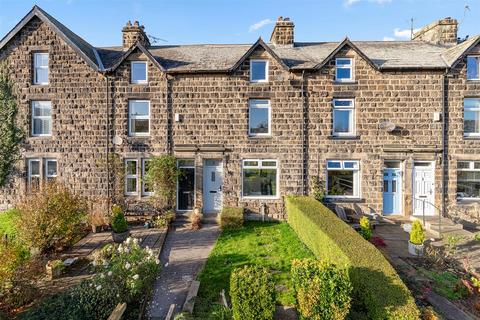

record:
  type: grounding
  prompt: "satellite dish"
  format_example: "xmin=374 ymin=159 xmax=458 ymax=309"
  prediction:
xmin=379 ymin=121 xmax=396 ymax=133
xmin=112 ymin=136 xmax=123 ymax=146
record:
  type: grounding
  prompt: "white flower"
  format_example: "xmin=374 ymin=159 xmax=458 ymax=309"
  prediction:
xmin=108 ymin=271 xmax=113 ymax=276
xmin=126 ymin=237 xmax=132 ymax=244
xmin=155 ymin=258 xmax=160 ymax=265
xmin=125 ymin=262 xmax=131 ymax=270
xmin=133 ymin=274 xmax=139 ymax=280
xmin=116 ymin=294 xmax=120 ymax=298
xmin=96 ymin=285 xmax=102 ymax=291
xmin=133 ymin=238 xmax=139 ymax=245
xmin=92 ymin=260 xmax=97 ymax=267
xmin=100 ymin=273 xmax=105 ymax=279
xmin=89 ymin=283 xmax=93 ymax=287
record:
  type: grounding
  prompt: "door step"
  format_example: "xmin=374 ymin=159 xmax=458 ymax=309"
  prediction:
xmin=409 ymin=216 xmax=469 ymax=238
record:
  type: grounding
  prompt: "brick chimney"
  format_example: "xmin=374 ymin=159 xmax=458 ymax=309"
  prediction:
xmin=412 ymin=17 xmax=458 ymax=46
xmin=122 ymin=20 xmax=150 ymax=50
xmin=270 ymin=16 xmax=294 ymax=46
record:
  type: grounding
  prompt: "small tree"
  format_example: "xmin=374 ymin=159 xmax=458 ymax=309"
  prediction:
xmin=359 ymin=216 xmax=372 ymax=241
xmin=0 ymin=61 xmax=23 ymax=187
xmin=145 ymin=155 xmax=180 ymax=211
xmin=410 ymin=220 xmax=425 ymax=245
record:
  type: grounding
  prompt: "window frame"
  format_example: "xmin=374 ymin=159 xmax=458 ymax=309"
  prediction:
xmin=326 ymin=160 xmax=360 ymax=199
xmin=335 ymin=58 xmax=354 ymax=82
xmin=128 ymin=100 xmax=150 ymax=137
xmin=142 ymin=158 xmax=153 ymax=196
xmin=125 ymin=159 xmax=139 ymax=196
xmin=248 ymin=99 xmax=271 ymax=137
xmin=332 ymin=99 xmax=355 ymax=137
xmin=457 ymin=160 xmax=480 ymax=201
xmin=27 ymin=158 xmax=41 ymax=187
xmin=131 ymin=61 xmax=148 ymax=84
xmin=45 ymin=158 xmax=58 ymax=182
xmin=241 ymin=159 xmax=279 ymax=199
xmin=467 ymin=56 xmax=480 ymax=81
xmin=33 ymin=52 xmax=49 ymax=85
xmin=249 ymin=59 xmax=269 ymax=83
xmin=31 ymin=101 xmax=52 ymax=137
xmin=464 ymin=98 xmax=480 ymax=137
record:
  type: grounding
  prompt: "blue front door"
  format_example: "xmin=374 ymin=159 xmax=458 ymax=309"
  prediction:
xmin=383 ymin=168 xmax=402 ymax=215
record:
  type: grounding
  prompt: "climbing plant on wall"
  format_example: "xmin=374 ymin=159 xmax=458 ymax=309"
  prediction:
xmin=0 ymin=61 xmax=23 ymax=187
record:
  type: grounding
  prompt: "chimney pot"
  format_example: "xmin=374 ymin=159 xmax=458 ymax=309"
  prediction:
xmin=122 ymin=20 xmax=150 ymax=50
xmin=270 ymin=16 xmax=294 ymax=46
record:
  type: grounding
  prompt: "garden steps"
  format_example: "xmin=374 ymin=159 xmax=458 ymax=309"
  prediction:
xmin=409 ymin=216 xmax=468 ymax=238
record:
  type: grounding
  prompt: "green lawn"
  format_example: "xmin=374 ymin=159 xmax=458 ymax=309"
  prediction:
xmin=194 ymin=221 xmax=314 ymax=318
xmin=0 ymin=209 xmax=20 ymax=238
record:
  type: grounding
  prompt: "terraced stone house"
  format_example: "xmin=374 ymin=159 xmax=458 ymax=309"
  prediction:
xmin=2 ymin=6 xmax=480 ymax=223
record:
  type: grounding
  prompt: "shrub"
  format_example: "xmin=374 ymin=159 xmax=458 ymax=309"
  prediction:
xmin=230 ymin=266 xmax=275 ymax=320
xmin=220 ymin=207 xmax=244 ymax=230
xmin=311 ymin=176 xmax=326 ymax=202
xmin=16 ymin=183 xmax=87 ymax=253
xmin=409 ymin=220 xmax=425 ymax=245
xmin=285 ymin=196 xmax=420 ymax=320
xmin=291 ymin=259 xmax=352 ymax=320
xmin=144 ymin=155 xmax=180 ymax=210
xmin=111 ymin=205 xmax=128 ymax=233
xmin=359 ymin=216 xmax=372 ymax=241
xmin=190 ymin=212 xmax=202 ymax=230
xmin=0 ymin=209 xmax=20 ymax=239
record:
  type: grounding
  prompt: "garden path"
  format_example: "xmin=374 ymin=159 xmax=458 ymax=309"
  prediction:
xmin=147 ymin=216 xmax=220 ymax=320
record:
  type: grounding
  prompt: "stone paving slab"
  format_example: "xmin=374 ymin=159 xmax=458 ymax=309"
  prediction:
xmin=147 ymin=223 xmax=220 ymax=320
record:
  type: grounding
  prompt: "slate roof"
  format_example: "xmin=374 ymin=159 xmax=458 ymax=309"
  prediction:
xmin=1 ymin=6 xmax=478 ymax=73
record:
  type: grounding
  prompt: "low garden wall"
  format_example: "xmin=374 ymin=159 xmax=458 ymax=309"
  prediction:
xmin=285 ymin=196 xmax=420 ymax=320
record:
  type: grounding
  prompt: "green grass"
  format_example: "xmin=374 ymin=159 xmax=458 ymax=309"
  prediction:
xmin=194 ymin=221 xmax=314 ymax=318
xmin=0 ymin=209 xmax=20 ymax=238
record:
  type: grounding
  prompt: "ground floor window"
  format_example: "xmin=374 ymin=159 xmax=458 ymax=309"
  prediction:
xmin=326 ymin=160 xmax=359 ymax=198
xmin=125 ymin=158 xmax=152 ymax=196
xmin=242 ymin=159 xmax=278 ymax=198
xmin=457 ymin=161 xmax=480 ymax=200
xmin=27 ymin=158 xmax=57 ymax=189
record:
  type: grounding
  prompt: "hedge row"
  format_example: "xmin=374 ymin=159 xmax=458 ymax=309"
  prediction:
xmin=285 ymin=196 xmax=420 ymax=320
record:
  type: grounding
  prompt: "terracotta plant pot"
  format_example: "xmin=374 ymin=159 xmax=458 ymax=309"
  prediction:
xmin=112 ymin=230 xmax=129 ymax=243
xmin=408 ymin=241 xmax=424 ymax=256
xmin=46 ymin=261 xmax=64 ymax=280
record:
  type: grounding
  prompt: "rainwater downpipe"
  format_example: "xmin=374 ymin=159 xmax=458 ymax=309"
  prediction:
xmin=105 ymin=74 xmax=111 ymax=209
xmin=440 ymin=68 xmax=449 ymax=238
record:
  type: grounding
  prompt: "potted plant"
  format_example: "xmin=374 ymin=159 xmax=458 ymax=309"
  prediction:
xmin=408 ymin=220 xmax=425 ymax=256
xmin=46 ymin=260 xmax=65 ymax=280
xmin=111 ymin=204 xmax=129 ymax=243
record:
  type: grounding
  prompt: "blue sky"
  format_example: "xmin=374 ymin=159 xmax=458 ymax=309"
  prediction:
xmin=0 ymin=0 xmax=478 ymax=46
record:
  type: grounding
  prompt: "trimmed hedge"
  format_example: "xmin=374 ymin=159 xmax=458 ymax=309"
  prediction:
xmin=219 ymin=207 xmax=244 ymax=230
xmin=286 ymin=196 xmax=420 ymax=320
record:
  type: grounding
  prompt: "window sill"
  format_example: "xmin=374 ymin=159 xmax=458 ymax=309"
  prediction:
xmin=130 ymin=82 xmax=148 ymax=85
xmin=248 ymin=135 xmax=272 ymax=139
xmin=324 ymin=197 xmax=364 ymax=203
xmin=457 ymin=198 xmax=480 ymax=204
xmin=464 ymin=135 xmax=480 ymax=140
xmin=28 ymin=135 xmax=53 ymax=140
xmin=333 ymin=81 xmax=358 ymax=85
xmin=241 ymin=196 xmax=280 ymax=201
xmin=31 ymin=84 xmax=49 ymax=87
xmin=127 ymin=135 xmax=151 ymax=139
xmin=329 ymin=135 xmax=360 ymax=140
xmin=249 ymin=80 xmax=269 ymax=84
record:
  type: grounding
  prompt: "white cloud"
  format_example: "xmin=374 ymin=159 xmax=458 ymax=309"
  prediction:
xmin=249 ymin=19 xmax=274 ymax=32
xmin=383 ymin=27 xmax=420 ymax=41
xmin=344 ymin=0 xmax=392 ymax=7
xmin=383 ymin=36 xmax=395 ymax=41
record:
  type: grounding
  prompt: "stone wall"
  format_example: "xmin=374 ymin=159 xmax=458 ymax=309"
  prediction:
xmin=270 ymin=17 xmax=294 ymax=46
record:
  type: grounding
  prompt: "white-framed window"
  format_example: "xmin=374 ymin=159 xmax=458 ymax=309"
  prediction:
xmin=335 ymin=58 xmax=353 ymax=82
xmin=125 ymin=159 xmax=138 ymax=195
xmin=249 ymin=99 xmax=271 ymax=136
xmin=27 ymin=159 xmax=41 ymax=189
xmin=142 ymin=159 xmax=153 ymax=196
xmin=326 ymin=160 xmax=360 ymax=198
xmin=131 ymin=61 xmax=148 ymax=84
xmin=467 ymin=56 xmax=480 ymax=81
xmin=464 ymin=98 xmax=480 ymax=137
xmin=45 ymin=159 xmax=57 ymax=182
xmin=32 ymin=101 xmax=52 ymax=136
xmin=242 ymin=159 xmax=279 ymax=199
xmin=332 ymin=99 xmax=355 ymax=136
xmin=33 ymin=52 xmax=49 ymax=85
xmin=457 ymin=161 xmax=480 ymax=200
xmin=128 ymin=100 xmax=150 ymax=136
xmin=250 ymin=60 xmax=268 ymax=83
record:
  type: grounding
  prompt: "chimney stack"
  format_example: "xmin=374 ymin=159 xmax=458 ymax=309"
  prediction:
xmin=412 ymin=17 xmax=458 ymax=46
xmin=122 ymin=20 xmax=150 ymax=50
xmin=270 ymin=16 xmax=294 ymax=46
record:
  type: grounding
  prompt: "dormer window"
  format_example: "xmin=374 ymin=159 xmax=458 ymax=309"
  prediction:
xmin=131 ymin=61 xmax=148 ymax=84
xmin=467 ymin=56 xmax=480 ymax=80
xmin=335 ymin=58 xmax=353 ymax=82
xmin=250 ymin=60 xmax=268 ymax=83
xmin=33 ymin=52 xmax=49 ymax=85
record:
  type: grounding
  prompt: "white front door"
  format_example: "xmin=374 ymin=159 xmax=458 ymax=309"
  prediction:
xmin=203 ymin=160 xmax=223 ymax=213
xmin=413 ymin=162 xmax=435 ymax=216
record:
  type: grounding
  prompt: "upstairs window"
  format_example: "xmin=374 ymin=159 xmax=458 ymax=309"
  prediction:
xmin=242 ymin=159 xmax=278 ymax=198
xmin=467 ymin=56 xmax=480 ymax=81
xmin=457 ymin=161 xmax=480 ymax=200
xmin=31 ymin=101 xmax=52 ymax=136
xmin=335 ymin=58 xmax=353 ymax=82
xmin=128 ymin=100 xmax=150 ymax=136
xmin=326 ymin=160 xmax=360 ymax=198
xmin=249 ymin=99 xmax=271 ymax=136
xmin=332 ymin=99 xmax=355 ymax=136
xmin=131 ymin=61 xmax=148 ymax=84
xmin=33 ymin=53 xmax=49 ymax=85
xmin=250 ymin=60 xmax=268 ymax=83
xmin=464 ymin=98 xmax=480 ymax=137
